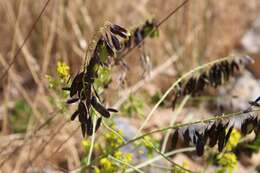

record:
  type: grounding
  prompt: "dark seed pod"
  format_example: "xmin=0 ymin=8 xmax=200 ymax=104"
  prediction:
xmin=241 ymin=116 xmax=256 ymax=135
xmin=70 ymin=72 xmax=84 ymax=97
xmin=81 ymin=123 xmax=86 ymax=137
xmin=217 ymin=123 xmax=226 ymax=152
xmin=208 ymin=125 xmax=218 ymax=147
xmin=224 ymin=125 xmax=234 ymax=147
xmin=95 ymin=117 xmax=102 ymax=132
xmin=71 ymin=110 xmax=80 ymax=121
xmin=111 ymin=34 xmax=121 ymax=50
xmin=66 ymin=98 xmax=79 ymax=104
xmin=78 ymin=102 xmax=88 ymax=123
xmin=183 ymin=128 xmax=191 ymax=145
xmin=195 ymin=131 xmax=205 ymax=156
xmin=134 ymin=28 xmax=143 ymax=45
xmin=171 ymin=129 xmax=179 ymax=149
xmin=230 ymin=60 xmax=239 ymax=75
xmin=107 ymin=108 xmax=118 ymax=113
xmin=86 ymin=116 xmax=93 ymax=136
xmin=91 ymin=96 xmax=110 ymax=118
xmin=110 ymin=24 xmax=128 ymax=38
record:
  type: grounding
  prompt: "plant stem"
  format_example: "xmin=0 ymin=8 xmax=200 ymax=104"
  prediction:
xmin=136 ymin=56 xmax=236 ymax=134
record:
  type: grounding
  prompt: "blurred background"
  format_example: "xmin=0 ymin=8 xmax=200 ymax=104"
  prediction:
xmin=0 ymin=0 xmax=260 ymax=172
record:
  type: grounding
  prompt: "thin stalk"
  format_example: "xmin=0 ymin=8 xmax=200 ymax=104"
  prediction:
xmin=161 ymin=95 xmax=190 ymax=153
xmin=126 ymin=147 xmax=195 ymax=172
xmin=90 ymin=108 xmax=260 ymax=166
xmin=108 ymin=155 xmax=145 ymax=173
xmin=0 ymin=0 xmax=51 ymax=82
xmin=136 ymin=56 xmax=236 ymax=134
xmin=103 ymin=121 xmax=127 ymax=143
xmin=87 ymin=116 xmax=97 ymax=165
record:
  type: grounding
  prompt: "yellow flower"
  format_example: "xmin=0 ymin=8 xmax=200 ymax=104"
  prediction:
xmin=100 ymin=158 xmax=112 ymax=170
xmin=81 ymin=139 xmax=91 ymax=151
xmin=124 ymin=153 xmax=133 ymax=162
xmin=226 ymin=129 xmax=241 ymax=150
xmin=217 ymin=153 xmax=238 ymax=173
xmin=56 ymin=61 xmax=69 ymax=80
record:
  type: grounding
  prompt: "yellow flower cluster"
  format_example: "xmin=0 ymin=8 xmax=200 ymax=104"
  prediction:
xmin=56 ymin=61 xmax=69 ymax=80
xmin=217 ymin=129 xmax=241 ymax=173
xmin=217 ymin=153 xmax=238 ymax=173
xmin=225 ymin=129 xmax=241 ymax=150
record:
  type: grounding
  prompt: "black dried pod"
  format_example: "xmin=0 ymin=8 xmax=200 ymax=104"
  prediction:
xmin=248 ymin=101 xmax=260 ymax=107
xmin=217 ymin=123 xmax=226 ymax=152
xmin=184 ymin=77 xmax=196 ymax=95
xmin=254 ymin=96 xmax=260 ymax=103
xmin=134 ymin=28 xmax=143 ymax=45
xmin=110 ymin=24 xmax=128 ymax=38
xmin=78 ymin=102 xmax=88 ymax=123
xmin=86 ymin=116 xmax=93 ymax=136
xmin=66 ymin=98 xmax=79 ymax=104
xmin=81 ymin=123 xmax=86 ymax=138
xmin=195 ymin=131 xmax=205 ymax=156
xmin=220 ymin=61 xmax=231 ymax=81
xmin=71 ymin=110 xmax=80 ymax=121
xmin=241 ymin=116 xmax=256 ymax=135
xmin=107 ymin=108 xmax=118 ymax=113
xmin=194 ymin=73 xmax=207 ymax=93
xmin=111 ymin=34 xmax=121 ymax=50
xmin=208 ymin=123 xmax=218 ymax=148
xmin=95 ymin=117 xmax=102 ymax=132
xmin=91 ymin=96 xmax=110 ymax=118
xmin=70 ymin=72 xmax=84 ymax=97
xmin=230 ymin=60 xmax=240 ymax=75
xmin=171 ymin=129 xmax=179 ymax=149
xmin=183 ymin=128 xmax=191 ymax=145
xmin=224 ymin=125 xmax=234 ymax=147
xmin=84 ymin=84 xmax=92 ymax=108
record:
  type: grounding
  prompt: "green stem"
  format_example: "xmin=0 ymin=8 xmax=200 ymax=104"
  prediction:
xmin=90 ymin=108 xmax=260 ymax=166
xmin=136 ymin=56 xmax=236 ymax=134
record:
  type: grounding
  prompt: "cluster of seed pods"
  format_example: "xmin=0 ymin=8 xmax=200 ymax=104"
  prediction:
xmin=171 ymin=56 xmax=254 ymax=109
xmin=171 ymin=97 xmax=260 ymax=156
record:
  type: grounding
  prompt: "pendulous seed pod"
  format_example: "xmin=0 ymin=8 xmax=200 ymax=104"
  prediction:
xmin=95 ymin=117 xmax=102 ymax=132
xmin=91 ymin=96 xmax=110 ymax=118
xmin=183 ymin=128 xmax=191 ymax=145
xmin=195 ymin=131 xmax=205 ymax=156
xmin=224 ymin=125 xmax=234 ymax=147
xmin=70 ymin=72 xmax=84 ymax=97
xmin=71 ymin=110 xmax=80 ymax=121
xmin=110 ymin=24 xmax=128 ymax=38
xmin=111 ymin=34 xmax=121 ymax=50
xmin=107 ymin=108 xmax=118 ymax=113
xmin=81 ymin=123 xmax=86 ymax=138
xmin=217 ymin=123 xmax=226 ymax=152
xmin=66 ymin=98 xmax=79 ymax=104
xmin=171 ymin=129 xmax=179 ymax=149
xmin=86 ymin=116 xmax=93 ymax=136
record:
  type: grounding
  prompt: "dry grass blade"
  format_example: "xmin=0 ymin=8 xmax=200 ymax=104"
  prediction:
xmin=0 ymin=0 xmax=51 ymax=83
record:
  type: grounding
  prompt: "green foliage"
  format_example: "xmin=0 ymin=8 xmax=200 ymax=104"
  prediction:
xmin=10 ymin=100 xmax=31 ymax=133
xmin=45 ymin=61 xmax=70 ymax=112
xmin=81 ymin=124 xmax=133 ymax=173
xmin=151 ymin=91 xmax=164 ymax=106
xmin=121 ymin=95 xmax=144 ymax=117
xmin=93 ymin=66 xmax=111 ymax=94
